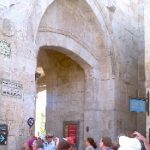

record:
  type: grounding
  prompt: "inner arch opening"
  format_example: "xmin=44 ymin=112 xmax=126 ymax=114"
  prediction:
xmin=36 ymin=47 xmax=87 ymax=149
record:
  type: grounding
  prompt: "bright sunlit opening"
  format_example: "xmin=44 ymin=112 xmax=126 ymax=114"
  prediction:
xmin=35 ymin=90 xmax=46 ymax=137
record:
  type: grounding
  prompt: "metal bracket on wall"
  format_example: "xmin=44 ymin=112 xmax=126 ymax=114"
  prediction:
xmin=147 ymin=91 xmax=149 ymax=116
xmin=149 ymin=128 xmax=150 ymax=144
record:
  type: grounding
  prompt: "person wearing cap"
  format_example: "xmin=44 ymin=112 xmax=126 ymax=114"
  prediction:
xmin=43 ymin=133 xmax=57 ymax=150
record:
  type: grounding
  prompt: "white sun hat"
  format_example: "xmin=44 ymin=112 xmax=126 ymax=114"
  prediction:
xmin=118 ymin=136 xmax=141 ymax=150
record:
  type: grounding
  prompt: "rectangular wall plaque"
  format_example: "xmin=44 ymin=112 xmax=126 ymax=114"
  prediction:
xmin=130 ymin=98 xmax=146 ymax=112
xmin=63 ymin=121 xmax=79 ymax=149
xmin=0 ymin=79 xmax=23 ymax=99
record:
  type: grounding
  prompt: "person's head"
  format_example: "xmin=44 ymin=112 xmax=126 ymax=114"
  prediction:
xmin=111 ymin=142 xmax=119 ymax=150
xmin=127 ymin=130 xmax=137 ymax=138
xmin=28 ymin=136 xmax=37 ymax=149
xmin=32 ymin=140 xmax=43 ymax=150
xmin=57 ymin=139 xmax=71 ymax=150
xmin=100 ymin=137 xmax=112 ymax=148
xmin=118 ymin=136 xmax=141 ymax=150
xmin=37 ymin=137 xmax=44 ymax=144
xmin=65 ymin=137 xmax=75 ymax=145
xmin=45 ymin=133 xmax=54 ymax=143
xmin=86 ymin=137 xmax=97 ymax=149
xmin=63 ymin=137 xmax=75 ymax=149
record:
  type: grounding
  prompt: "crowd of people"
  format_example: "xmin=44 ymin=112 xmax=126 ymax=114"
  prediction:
xmin=23 ymin=129 xmax=150 ymax=150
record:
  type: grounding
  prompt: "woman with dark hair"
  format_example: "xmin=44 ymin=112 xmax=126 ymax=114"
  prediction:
xmin=100 ymin=137 xmax=113 ymax=150
xmin=85 ymin=137 xmax=97 ymax=150
xmin=32 ymin=140 xmax=43 ymax=150
xmin=57 ymin=139 xmax=72 ymax=150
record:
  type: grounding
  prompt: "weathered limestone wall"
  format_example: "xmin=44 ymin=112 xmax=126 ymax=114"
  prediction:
xmin=36 ymin=0 xmax=116 ymax=143
xmin=109 ymin=0 xmax=145 ymax=135
xmin=145 ymin=0 xmax=150 ymax=138
xmin=39 ymin=0 xmax=106 ymax=61
xmin=0 ymin=1 xmax=36 ymax=150
xmin=0 ymin=0 xmax=146 ymax=149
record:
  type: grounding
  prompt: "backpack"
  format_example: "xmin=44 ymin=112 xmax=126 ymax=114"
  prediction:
xmin=140 ymin=141 xmax=146 ymax=150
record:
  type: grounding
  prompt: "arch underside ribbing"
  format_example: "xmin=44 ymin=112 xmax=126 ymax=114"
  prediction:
xmin=29 ymin=0 xmax=119 ymax=76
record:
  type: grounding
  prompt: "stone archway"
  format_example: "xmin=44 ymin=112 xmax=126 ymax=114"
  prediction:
xmin=35 ymin=0 xmax=116 ymax=146
xmin=36 ymin=47 xmax=92 ymax=149
xmin=0 ymin=0 xmax=119 ymax=149
xmin=36 ymin=45 xmax=102 ymax=149
xmin=29 ymin=0 xmax=119 ymax=76
xmin=0 ymin=0 xmax=145 ymax=150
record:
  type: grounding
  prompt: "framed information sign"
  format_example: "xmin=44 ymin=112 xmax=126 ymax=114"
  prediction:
xmin=63 ymin=121 xmax=79 ymax=149
xmin=0 ymin=124 xmax=8 ymax=145
xmin=130 ymin=98 xmax=146 ymax=112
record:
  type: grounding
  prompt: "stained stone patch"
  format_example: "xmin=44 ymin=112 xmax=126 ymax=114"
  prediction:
xmin=2 ymin=19 xmax=15 ymax=37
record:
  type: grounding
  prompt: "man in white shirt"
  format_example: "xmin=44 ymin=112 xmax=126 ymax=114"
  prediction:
xmin=43 ymin=133 xmax=56 ymax=150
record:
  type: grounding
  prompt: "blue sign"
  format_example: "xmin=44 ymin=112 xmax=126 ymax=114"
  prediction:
xmin=0 ymin=135 xmax=5 ymax=143
xmin=130 ymin=98 xmax=146 ymax=112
